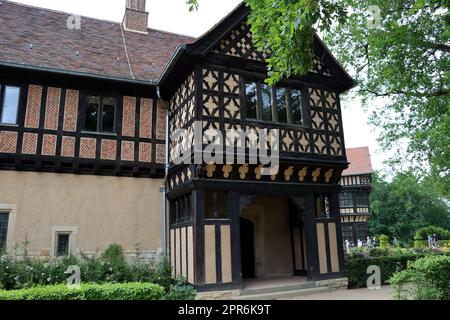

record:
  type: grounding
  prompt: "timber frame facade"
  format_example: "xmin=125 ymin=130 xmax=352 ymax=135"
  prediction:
xmin=159 ymin=5 xmax=354 ymax=291
xmin=0 ymin=1 xmax=356 ymax=292
xmin=339 ymin=147 xmax=373 ymax=246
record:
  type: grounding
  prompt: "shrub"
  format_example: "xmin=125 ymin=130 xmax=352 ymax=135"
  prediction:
xmin=0 ymin=283 xmax=165 ymax=300
xmin=416 ymin=226 xmax=450 ymax=241
xmin=389 ymin=255 xmax=450 ymax=300
xmin=414 ymin=234 xmax=425 ymax=249
xmin=379 ymin=234 xmax=389 ymax=250
xmin=0 ymin=244 xmax=173 ymax=291
xmin=163 ymin=277 xmax=197 ymax=300
xmin=345 ymin=254 xmax=424 ymax=289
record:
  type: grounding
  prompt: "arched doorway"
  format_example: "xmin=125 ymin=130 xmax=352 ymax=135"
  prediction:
xmin=240 ymin=217 xmax=255 ymax=279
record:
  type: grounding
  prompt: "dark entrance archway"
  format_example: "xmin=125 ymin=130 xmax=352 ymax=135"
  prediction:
xmin=240 ymin=217 xmax=255 ymax=279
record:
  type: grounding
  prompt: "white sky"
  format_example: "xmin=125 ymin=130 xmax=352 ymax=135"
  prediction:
xmin=9 ymin=0 xmax=386 ymax=170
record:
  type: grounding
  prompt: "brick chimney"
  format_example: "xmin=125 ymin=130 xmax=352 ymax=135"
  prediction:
xmin=123 ymin=0 xmax=149 ymax=34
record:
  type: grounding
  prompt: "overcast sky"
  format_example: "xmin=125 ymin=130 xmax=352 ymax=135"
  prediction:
xmin=9 ymin=0 xmax=386 ymax=170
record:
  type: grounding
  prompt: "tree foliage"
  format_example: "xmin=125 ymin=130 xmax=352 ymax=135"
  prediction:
xmin=369 ymin=171 xmax=449 ymax=241
xmin=186 ymin=0 xmax=449 ymax=194
xmin=187 ymin=0 xmax=346 ymax=85
xmin=326 ymin=0 xmax=450 ymax=196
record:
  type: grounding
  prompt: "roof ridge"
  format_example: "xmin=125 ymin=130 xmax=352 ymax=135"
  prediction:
xmin=5 ymin=0 xmax=195 ymax=39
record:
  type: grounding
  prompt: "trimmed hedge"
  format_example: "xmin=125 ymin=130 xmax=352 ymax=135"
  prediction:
xmin=0 ymin=283 xmax=165 ymax=300
xmin=345 ymin=254 xmax=424 ymax=289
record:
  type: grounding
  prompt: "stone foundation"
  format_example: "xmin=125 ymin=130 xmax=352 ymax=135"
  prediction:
xmin=315 ymin=277 xmax=348 ymax=291
xmin=196 ymin=290 xmax=241 ymax=300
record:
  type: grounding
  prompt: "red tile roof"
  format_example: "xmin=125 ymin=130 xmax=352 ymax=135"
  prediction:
xmin=0 ymin=1 xmax=194 ymax=82
xmin=342 ymin=147 xmax=373 ymax=176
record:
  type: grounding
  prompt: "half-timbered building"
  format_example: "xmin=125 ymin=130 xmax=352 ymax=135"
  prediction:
xmin=0 ymin=0 xmax=355 ymax=293
xmin=339 ymin=147 xmax=373 ymax=246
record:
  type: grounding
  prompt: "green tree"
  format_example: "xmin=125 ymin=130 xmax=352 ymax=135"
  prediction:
xmin=369 ymin=171 xmax=449 ymax=241
xmin=326 ymin=0 xmax=449 ymax=196
xmin=187 ymin=0 xmax=449 ymax=194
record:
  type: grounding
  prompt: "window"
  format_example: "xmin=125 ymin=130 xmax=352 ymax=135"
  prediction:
xmin=170 ymin=194 xmax=193 ymax=225
xmin=290 ymin=89 xmax=303 ymax=125
xmin=315 ymin=194 xmax=331 ymax=218
xmin=355 ymin=192 xmax=369 ymax=208
xmin=243 ymin=80 xmax=305 ymax=126
xmin=275 ymin=87 xmax=287 ymax=123
xmin=205 ymin=191 xmax=227 ymax=219
xmin=339 ymin=192 xmax=354 ymax=209
xmin=260 ymin=84 xmax=273 ymax=122
xmin=354 ymin=222 xmax=368 ymax=241
xmin=0 ymin=85 xmax=20 ymax=124
xmin=0 ymin=213 xmax=9 ymax=250
xmin=84 ymin=95 xmax=116 ymax=133
xmin=245 ymin=82 xmax=257 ymax=119
xmin=56 ymin=233 xmax=71 ymax=256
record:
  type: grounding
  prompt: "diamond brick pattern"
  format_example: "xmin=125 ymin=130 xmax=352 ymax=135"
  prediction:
xmin=312 ymin=54 xmax=331 ymax=76
xmin=22 ymin=132 xmax=38 ymax=154
xmin=156 ymin=101 xmax=166 ymax=140
xmin=139 ymin=98 xmax=152 ymax=138
xmin=121 ymin=141 xmax=135 ymax=161
xmin=329 ymin=135 xmax=343 ymax=156
xmin=327 ymin=113 xmax=340 ymax=132
xmin=63 ymin=89 xmax=79 ymax=132
xmin=79 ymin=137 xmax=96 ymax=159
xmin=101 ymin=139 xmax=117 ymax=160
xmin=139 ymin=142 xmax=152 ymax=163
xmin=0 ymin=131 xmax=18 ymax=153
xmin=223 ymin=72 xmax=240 ymax=95
xmin=42 ymin=134 xmax=57 ymax=156
xmin=213 ymin=21 xmax=269 ymax=62
xmin=44 ymin=87 xmax=61 ymax=130
xmin=156 ymin=144 xmax=165 ymax=164
xmin=324 ymin=91 xmax=338 ymax=110
xmin=122 ymin=96 xmax=136 ymax=137
xmin=24 ymin=85 xmax=42 ymax=128
xmin=61 ymin=136 xmax=75 ymax=157
xmin=202 ymin=68 xmax=219 ymax=92
xmin=313 ymin=134 xmax=327 ymax=155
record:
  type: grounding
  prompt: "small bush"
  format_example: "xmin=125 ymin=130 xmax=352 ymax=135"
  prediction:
xmin=416 ymin=226 xmax=450 ymax=241
xmin=163 ymin=277 xmax=197 ymax=300
xmin=414 ymin=234 xmax=425 ymax=249
xmin=379 ymin=234 xmax=389 ymax=251
xmin=389 ymin=255 xmax=450 ymax=300
xmin=345 ymin=254 xmax=424 ymax=289
xmin=0 ymin=283 xmax=165 ymax=300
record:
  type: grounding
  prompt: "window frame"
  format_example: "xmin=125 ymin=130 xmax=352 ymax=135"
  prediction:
xmin=55 ymin=232 xmax=71 ymax=257
xmin=0 ymin=84 xmax=22 ymax=125
xmin=82 ymin=93 xmax=117 ymax=134
xmin=339 ymin=192 xmax=354 ymax=209
xmin=354 ymin=192 xmax=370 ymax=208
xmin=0 ymin=211 xmax=10 ymax=250
xmin=242 ymin=76 xmax=309 ymax=128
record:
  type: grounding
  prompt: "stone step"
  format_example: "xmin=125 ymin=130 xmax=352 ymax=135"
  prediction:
xmin=232 ymin=287 xmax=331 ymax=300
xmin=239 ymin=281 xmax=316 ymax=296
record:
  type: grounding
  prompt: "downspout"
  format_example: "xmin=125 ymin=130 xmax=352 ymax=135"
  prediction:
xmin=157 ymin=86 xmax=170 ymax=257
xmin=155 ymin=45 xmax=186 ymax=257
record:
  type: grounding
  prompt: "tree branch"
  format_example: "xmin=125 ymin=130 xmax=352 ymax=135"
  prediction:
xmin=365 ymin=88 xmax=449 ymax=98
